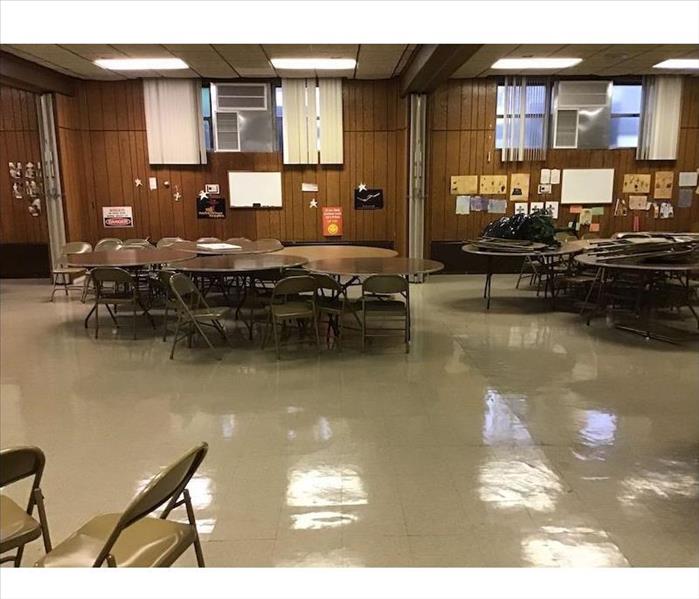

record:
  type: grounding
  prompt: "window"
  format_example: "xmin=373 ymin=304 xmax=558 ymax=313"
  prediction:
xmin=275 ymin=85 xmax=321 ymax=152
xmin=495 ymin=84 xmax=548 ymax=150
xmin=610 ymin=84 xmax=642 ymax=148
xmin=201 ymin=85 xmax=213 ymax=151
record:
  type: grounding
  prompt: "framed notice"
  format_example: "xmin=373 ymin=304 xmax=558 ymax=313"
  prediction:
xmin=354 ymin=187 xmax=384 ymax=210
xmin=102 ymin=206 xmax=133 ymax=228
xmin=197 ymin=195 xmax=226 ymax=219
xmin=322 ymin=207 xmax=343 ymax=236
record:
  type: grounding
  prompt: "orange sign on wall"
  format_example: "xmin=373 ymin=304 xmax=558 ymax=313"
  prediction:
xmin=322 ymin=206 xmax=343 ymax=236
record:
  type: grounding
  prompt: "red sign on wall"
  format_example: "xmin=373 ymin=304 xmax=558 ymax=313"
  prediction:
xmin=322 ymin=206 xmax=343 ymax=237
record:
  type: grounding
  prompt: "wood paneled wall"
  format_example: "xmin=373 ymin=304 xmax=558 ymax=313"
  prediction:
xmin=427 ymin=78 xmax=699 ymax=246
xmin=0 ymin=84 xmax=49 ymax=244
xmin=55 ymin=79 xmax=409 ymax=253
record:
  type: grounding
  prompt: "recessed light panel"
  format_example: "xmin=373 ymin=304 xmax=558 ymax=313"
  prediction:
xmin=653 ymin=59 xmax=699 ymax=69
xmin=271 ymin=58 xmax=356 ymax=70
xmin=491 ymin=58 xmax=583 ymax=70
xmin=94 ymin=58 xmax=189 ymax=70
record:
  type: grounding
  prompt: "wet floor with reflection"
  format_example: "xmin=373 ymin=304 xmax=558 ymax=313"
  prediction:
xmin=1 ymin=276 xmax=697 ymax=567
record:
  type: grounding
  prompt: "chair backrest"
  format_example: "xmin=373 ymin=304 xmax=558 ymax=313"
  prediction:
xmin=91 ymin=266 xmax=134 ymax=286
xmin=169 ymin=273 xmax=206 ymax=313
xmin=95 ymin=443 xmax=208 ymax=566
xmin=257 ymin=238 xmax=284 ymax=250
xmin=0 ymin=446 xmax=45 ymax=513
xmin=157 ymin=237 xmax=185 ymax=248
xmin=196 ymin=237 xmax=221 ymax=244
xmin=225 ymin=237 xmax=251 ymax=245
xmin=313 ymin=273 xmax=342 ymax=294
xmin=94 ymin=239 xmax=123 ymax=252
xmin=272 ymin=275 xmax=318 ymax=299
xmin=121 ymin=239 xmax=152 ymax=249
xmin=363 ymin=274 xmax=408 ymax=295
xmin=62 ymin=241 xmax=92 ymax=255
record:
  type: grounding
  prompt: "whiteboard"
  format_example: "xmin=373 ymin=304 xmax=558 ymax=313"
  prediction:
xmin=228 ymin=171 xmax=282 ymax=208
xmin=561 ymin=168 xmax=614 ymax=205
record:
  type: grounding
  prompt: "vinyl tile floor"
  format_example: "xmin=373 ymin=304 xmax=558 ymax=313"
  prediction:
xmin=1 ymin=276 xmax=698 ymax=567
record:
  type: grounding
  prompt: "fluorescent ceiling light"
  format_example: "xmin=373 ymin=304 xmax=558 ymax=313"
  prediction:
xmin=653 ymin=59 xmax=699 ymax=69
xmin=94 ymin=58 xmax=189 ymax=70
xmin=491 ymin=58 xmax=582 ymax=70
xmin=271 ymin=58 xmax=356 ymax=70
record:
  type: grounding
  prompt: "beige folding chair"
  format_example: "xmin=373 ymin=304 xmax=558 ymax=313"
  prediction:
xmin=35 ymin=443 xmax=208 ymax=568
xmin=196 ymin=237 xmax=221 ymax=244
xmin=157 ymin=237 xmax=185 ymax=248
xmin=85 ymin=267 xmax=155 ymax=339
xmin=262 ymin=275 xmax=320 ymax=359
xmin=361 ymin=275 xmax=410 ymax=354
xmin=50 ymin=241 xmax=92 ymax=301
xmin=225 ymin=237 xmax=251 ymax=245
xmin=0 ymin=446 xmax=52 ymax=567
xmin=168 ymin=274 xmax=230 ymax=359
xmin=121 ymin=239 xmax=152 ymax=249
xmin=257 ymin=238 xmax=284 ymax=251
xmin=314 ymin=274 xmax=360 ymax=350
xmin=94 ymin=238 xmax=123 ymax=252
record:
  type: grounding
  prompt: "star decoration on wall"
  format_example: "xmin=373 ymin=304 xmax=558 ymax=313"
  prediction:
xmin=309 ymin=199 xmax=318 ymax=208
xmin=198 ymin=190 xmax=208 ymax=200
xmin=357 ymin=182 xmax=367 ymax=192
xmin=134 ymin=178 xmax=143 ymax=187
xmin=173 ymin=192 xmax=182 ymax=202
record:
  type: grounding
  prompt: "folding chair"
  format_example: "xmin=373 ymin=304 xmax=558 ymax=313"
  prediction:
xmin=314 ymin=274 xmax=361 ymax=350
xmin=50 ymin=241 xmax=92 ymax=301
xmin=36 ymin=444 xmax=208 ymax=568
xmin=361 ymin=275 xmax=410 ymax=353
xmin=0 ymin=446 xmax=52 ymax=567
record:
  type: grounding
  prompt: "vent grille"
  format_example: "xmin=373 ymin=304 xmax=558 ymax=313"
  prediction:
xmin=215 ymin=83 xmax=268 ymax=111
xmin=215 ymin=112 xmax=239 ymax=151
xmin=554 ymin=109 xmax=579 ymax=148
xmin=557 ymin=81 xmax=611 ymax=108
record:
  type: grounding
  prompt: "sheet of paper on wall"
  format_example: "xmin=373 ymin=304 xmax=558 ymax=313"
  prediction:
xmin=678 ymin=171 xmax=698 ymax=187
xmin=678 ymin=188 xmax=693 ymax=208
xmin=488 ymin=199 xmax=507 ymax=214
xmin=568 ymin=205 xmax=582 ymax=214
xmin=622 ymin=174 xmax=651 ymax=194
xmin=544 ymin=201 xmax=559 ymax=219
xmin=653 ymin=171 xmax=674 ymax=199
xmin=149 ymin=177 xmax=157 ymax=190
xmin=450 ymin=175 xmax=478 ymax=195
xmin=550 ymin=169 xmax=561 ymax=185
xmin=470 ymin=196 xmax=488 ymax=211
xmin=579 ymin=209 xmax=593 ymax=226
xmin=302 ymin=182 xmax=319 ymax=192
xmin=628 ymin=195 xmax=649 ymax=211
xmin=537 ymin=183 xmax=552 ymax=194
xmin=540 ymin=169 xmax=551 ymax=185
xmin=659 ymin=202 xmax=674 ymax=219
xmin=530 ymin=201 xmax=545 ymax=213
xmin=590 ymin=207 xmax=605 ymax=216
xmin=514 ymin=202 xmax=529 ymax=215
xmin=479 ymin=175 xmax=507 ymax=195
xmin=509 ymin=173 xmax=530 ymax=201
xmin=589 ymin=223 xmax=600 ymax=233
xmin=455 ymin=195 xmax=471 ymax=215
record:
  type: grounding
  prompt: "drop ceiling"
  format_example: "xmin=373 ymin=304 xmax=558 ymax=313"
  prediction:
xmin=1 ymin=44 xmax=698 ymax=81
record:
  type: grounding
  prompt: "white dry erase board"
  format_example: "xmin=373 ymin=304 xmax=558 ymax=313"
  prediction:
xmin=228 ymin=171 xmax=282 ymax=208
xmin=561 ymin=168 xmax=615 ymax=205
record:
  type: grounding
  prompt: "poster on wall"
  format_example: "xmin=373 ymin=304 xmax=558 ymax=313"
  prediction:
xmin=354 ymin=187 xmax=384 ymax=210
xmin=322 ymin=207 xmax=343 ymax=236
xmin=509 ymin=173 xmax=530 ymax=201
xmin=102 ymin=206 xmax=133 ymax=228
xmin=197 ymin=195 xmax=227 ymax=219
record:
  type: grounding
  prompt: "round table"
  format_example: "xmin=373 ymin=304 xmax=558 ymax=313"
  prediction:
xmin=574 ymin=252 xmax=699 ymax=341
xmin=66 ymin=247 xmax=193 ymax=268
xmin=304 ymin=257 xmax=444 ymax=277
xmin=276 ymin=244 xmax=397 ymax=261
xmin=169 ymin=239 xmax=283 ymax=255
xmin=462 ymin=240 xmax=595 ymax=309
xmin=173 ymin=253 xmax=307 ymax=273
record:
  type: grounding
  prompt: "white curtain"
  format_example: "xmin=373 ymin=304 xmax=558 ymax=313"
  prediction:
xmin=636 ymin=76 xmax=682 ymax=160
xmin=318 ymin=79 xmax=344 ymax=164
xmin=143 ymin=79 xmax=207 ymax=165
xmin=282 ymin=78 xmax=318 ymax=164
xmin=501 ymin=76 xmax=549 ymax=162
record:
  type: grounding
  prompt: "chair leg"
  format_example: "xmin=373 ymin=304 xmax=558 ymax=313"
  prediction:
xmin=105 ymin=304 xmax=118 ymax=326
xmin=183 ymin=489 xmax=205 ymax=568
xmin=95 ymin=303 xmax=100 ymax=339
xmin=34 ymin=488 xmax=52 ymax=553
xmin=361 ymin=309 xmax=367 ymax=353
xmin=13 ymin=545 xmax=25 ymax=567
xmin=313 ymin=311 xmax=321 ymax=353
xmin=170 ymin=315 xmax=182 ymax=360
xmin=272 ymin=317 xmax=281 ymax=360
xmin=49 ymin=275 xmax=59 ymax=302
xmin=162 ymin=303 xmax=169 ymax=342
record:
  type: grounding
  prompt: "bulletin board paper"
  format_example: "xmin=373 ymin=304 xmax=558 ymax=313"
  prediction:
xmin=678 ymin=171 xmax=698 ymax=187
xmin=450 ymin=175 xmax=478 ymax=195
xmin=228 ymin=171 xmax=282 ymax=208
xmin=514 ymin=202 xmax=528 ymax=215
xmin=479 ymin=175 xmax=508 ymax=195
xmin=561 ymin=169 xmax=614 ymax=205
xmin=653 ymin=171 xmax=674 ymax=199
xmin=622 ymin=174 xmax=651 ymax=194
xmin=509 ymin=173 xmax=530 ymax=201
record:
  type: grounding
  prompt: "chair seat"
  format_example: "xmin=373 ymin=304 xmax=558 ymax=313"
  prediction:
xmin=0 ymin=495 xmax=41 ymax=553
xmin=270 ymin=300 xmax=314 ymax=319
xmin=53 ymin=267 xmax=86 ymax=276
xmin=191 ymin=306 xmax=229 ymax=320
xmin=35 ymin=514 xmax=194 ymax=568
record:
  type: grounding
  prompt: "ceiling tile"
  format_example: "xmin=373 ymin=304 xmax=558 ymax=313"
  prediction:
xmin=355 ymin=45 xmax=408 ymax=79
xmin=213 ymin=44 xmax=274 ymax=77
